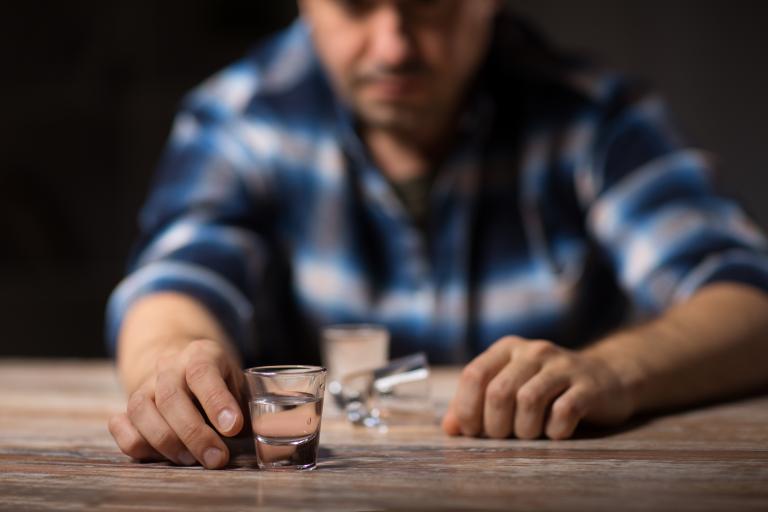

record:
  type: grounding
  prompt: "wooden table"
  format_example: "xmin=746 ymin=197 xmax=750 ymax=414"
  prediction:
xmin=1 ymin=359 xmax=767 ymax=511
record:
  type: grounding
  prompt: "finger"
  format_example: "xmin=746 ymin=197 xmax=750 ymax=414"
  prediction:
xmin=108 ymin=412 xmax=163 ymax=461
xmin=126 ymin=387 xmax=195 ymax=466
xmin=545 ymin=384 xmax=592 ymax=440
xmin=453 ymin=342 xmax=511 ymax=437
xmin=514 ymin=371 xmax=570 ymax=440
xmin=483 ymin=358 xmax=541 ymax=439
xmin=184 ymin=358 xmax=243 ymax=437
xmin=154 ymin=369 xmax=230 ymax=469
xmin=441 ymin=399 xmax=462 ymax=436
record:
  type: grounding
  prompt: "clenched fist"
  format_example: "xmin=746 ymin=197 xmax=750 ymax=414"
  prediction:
xmin=108 ymin=339 xmax=245 ymax=469
xmin=442 ymin=336 xmax=635 ymax=440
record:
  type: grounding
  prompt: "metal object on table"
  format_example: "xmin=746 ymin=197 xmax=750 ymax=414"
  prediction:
xmin=329 ymin=352 xmax=433 ymax=428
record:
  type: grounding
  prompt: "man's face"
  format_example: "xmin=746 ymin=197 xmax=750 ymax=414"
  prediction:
xmin=299 ymin=0 xmax=500 ymax=134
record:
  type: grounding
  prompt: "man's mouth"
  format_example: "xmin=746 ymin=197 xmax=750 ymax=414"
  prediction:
xmin=370 ymin=77 xmax=419 ymax=95
xmin=358 ymin=75 xmax=427 ymax=101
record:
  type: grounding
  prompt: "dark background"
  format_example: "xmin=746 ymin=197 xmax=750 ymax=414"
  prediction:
xmin=2 ymin=1 xmax=767 ymax=358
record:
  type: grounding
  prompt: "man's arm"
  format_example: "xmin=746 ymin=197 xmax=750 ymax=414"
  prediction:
xmin=108 ymin=292 xmax=246 ymax=469
xmin=442 ymin=283 xmax=768 ymax=440
xmin=443 ymin=75 xmax=768 ymax=439
xmin=105 ymin=61 xmax=282 ymax=468
xmin=584 ymin=282 xmax=768 ymax=413
xmin=116 ymin=292 xmax=241 ymax=394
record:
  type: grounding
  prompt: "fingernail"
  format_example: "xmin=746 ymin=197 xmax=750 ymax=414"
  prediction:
xmin=203 ymin=447 xmax=223 ymax=468
xmin=217 ymin=409 xmax=236 ymax=432
xmin=178 ymin=450 xmax=196 ymax=466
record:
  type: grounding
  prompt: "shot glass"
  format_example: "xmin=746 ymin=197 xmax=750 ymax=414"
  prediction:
xmin=321 ymin=324 xmax=389 ymax=386
xmin=243 ymin=365 xmax=327 ymax=471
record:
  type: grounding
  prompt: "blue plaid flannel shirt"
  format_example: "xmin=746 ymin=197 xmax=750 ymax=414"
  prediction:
xmin=107 ymin=15 xmax=768 ymax=365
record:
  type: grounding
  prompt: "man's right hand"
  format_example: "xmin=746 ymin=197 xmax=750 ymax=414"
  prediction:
xmin=108 ymin=339 xmax=245 ymax=469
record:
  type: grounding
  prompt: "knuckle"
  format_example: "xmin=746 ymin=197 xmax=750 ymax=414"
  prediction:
xmin=528 ymin=340 xmax=556 ymax=359
xmin=185 ymin=360 xmax=213 ymax=385
xmin=553 ymin=398 xmax=580 ymax=421
xmin=153 ymin=426 xmax=178 ymax=451
xmin=485 ymin=381 xmax=513 ymax=407
xmin=499 ymin=336 xmax=521 ymax=349
xmin=201 ymin=386 xmax=231 ymax=410
xmin=154 ymin=382 xmax=180 ymax=410
xmin=516 ymin=387 xmax=540 ymax=410
xmin=582 ymin=374 xmax=601 ymax=391
xmin=126 ymin=392 xmax=149 ymax=418
xmin=548 ymin=354 xmax=573 ymax=371
xmin=460 ymin=364 xmax=487 ymax=387
xmin=187 ymin=339 xmax=219 ymax=357
xmin=186 ymin=339 xmax=207 ymax=354
xmin=177 ymin=420 xmax=208 ymax=445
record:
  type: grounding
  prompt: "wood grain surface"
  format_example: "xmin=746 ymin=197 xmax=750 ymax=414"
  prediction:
xmin=1 ymin=359 xmax=767 ymax=511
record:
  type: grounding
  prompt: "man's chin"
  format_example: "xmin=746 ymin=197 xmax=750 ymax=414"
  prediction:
xmin=355 ymin=102 xmax=432 ymax=133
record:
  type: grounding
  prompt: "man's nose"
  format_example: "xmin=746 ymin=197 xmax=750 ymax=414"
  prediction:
xmin=367 ymin=5 xmax=415 ymax=68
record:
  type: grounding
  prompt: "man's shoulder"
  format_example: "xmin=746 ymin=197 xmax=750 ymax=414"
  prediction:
xmin=180 ymin=20 xmax=333 ymax=126
xmin=491 ymin=12 xmax=653 ymax=129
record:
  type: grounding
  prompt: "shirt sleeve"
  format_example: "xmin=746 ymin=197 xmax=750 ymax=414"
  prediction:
xmin=105 ymin=99 xmax=275 ymax=359
xmin=583 ymin=88 xmax=768 ymax=317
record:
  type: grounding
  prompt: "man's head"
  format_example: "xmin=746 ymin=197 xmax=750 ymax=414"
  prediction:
xmin=299 ymin=0 xmax=501 ymax=136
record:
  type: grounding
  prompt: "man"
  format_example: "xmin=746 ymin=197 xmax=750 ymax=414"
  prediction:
xmin=107 ymin=0 xmax=768 ymax=469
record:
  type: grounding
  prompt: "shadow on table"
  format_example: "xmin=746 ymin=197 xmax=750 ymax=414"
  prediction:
xmin=572 ymin=387 xmax=768 ymax=440
xmin=226 ymin=389 xmax=768 ymax=470
xmin=570 ymin=415 xmax=653 ymax=440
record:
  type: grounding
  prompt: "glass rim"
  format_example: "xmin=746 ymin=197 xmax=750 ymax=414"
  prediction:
xmin=243 ymin=365 xmax=327 ymax=376
xmin=322 ymin=323 xmax=388 ymax=335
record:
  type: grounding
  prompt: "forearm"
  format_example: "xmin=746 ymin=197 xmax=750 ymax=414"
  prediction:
xmin=583 ymin=283 xmax=768 ymax=414
xmin=116 ymin=292 xmax=241 ymax=394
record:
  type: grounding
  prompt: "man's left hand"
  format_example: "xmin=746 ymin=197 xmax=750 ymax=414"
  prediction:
xmin=442 ymin=336 xmax=635 ymax=439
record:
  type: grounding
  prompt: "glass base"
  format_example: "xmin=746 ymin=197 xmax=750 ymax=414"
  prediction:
xmin=257 ymin=460 xmax=317 ymax=471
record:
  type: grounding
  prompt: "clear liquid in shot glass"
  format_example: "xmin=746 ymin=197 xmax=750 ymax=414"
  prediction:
xmin=249 ymin=392 xmax=323 ymax=470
